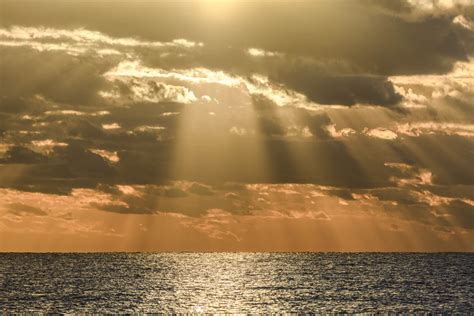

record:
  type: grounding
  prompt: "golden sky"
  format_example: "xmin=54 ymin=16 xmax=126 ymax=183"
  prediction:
xmin=0 ymin=0 xmax=473 ymax=251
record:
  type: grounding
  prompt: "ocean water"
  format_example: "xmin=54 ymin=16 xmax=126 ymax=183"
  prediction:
xmin=0 ymin=253 xmax=472 ymax=313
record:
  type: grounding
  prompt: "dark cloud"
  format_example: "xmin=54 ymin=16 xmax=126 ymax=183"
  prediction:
xmin=94 ymin=183 xmax=251 ymax=216
xmin=50 ymin=144 xmax=116 ymax=179
xmin=3 ymin=0 xmax=471 ymax=76
xmin=442 ymin=200 xmax=474 ymax=230
xmin=140 ymin=50 xmax=403 ymax=107
xmin=1 ymin=1 xmax=472 ymax=115
xmin=115 ymin=145 xmax=174 ymax=184
xmin=1 ymin=146 xmax=48 ymax=164
xmin=2 ymin=133 xmax=473 ymax=195
xmin=0 ymin=97 xmax=36 ymax=114
xmin=0 ymin=144 xmax=117 ymax=193
xmin=272 ymin=65 xmax=402 ymax=106
xmin=0 ymin=47 xmax=114 ymax=105
xmin=68 ymin=120 xmax=106 ymax=140
xmin=91 ymin=180 xmax=474 ymax=234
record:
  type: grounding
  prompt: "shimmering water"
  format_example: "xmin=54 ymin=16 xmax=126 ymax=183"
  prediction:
xmin=0 ymin=253 xmax=472 ymax=313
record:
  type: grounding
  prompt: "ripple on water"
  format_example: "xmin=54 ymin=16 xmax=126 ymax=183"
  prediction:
xmin=0 ymin=253 xmax=473 ymax=313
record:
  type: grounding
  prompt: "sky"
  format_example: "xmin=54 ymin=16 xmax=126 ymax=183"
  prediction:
xmin=0 ymin=0 xmax=473 ymax=252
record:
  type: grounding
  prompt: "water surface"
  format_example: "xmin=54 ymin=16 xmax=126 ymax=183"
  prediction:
xmin=0 ymin=253 xmax=472 ymax=313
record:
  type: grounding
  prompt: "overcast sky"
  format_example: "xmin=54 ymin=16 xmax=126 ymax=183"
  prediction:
xmin=0 ymin=0 xmax=473 ymax=251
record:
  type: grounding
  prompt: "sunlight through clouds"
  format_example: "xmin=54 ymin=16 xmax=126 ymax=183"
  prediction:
xmin=1 ymin=0 xmax=473 ymax=252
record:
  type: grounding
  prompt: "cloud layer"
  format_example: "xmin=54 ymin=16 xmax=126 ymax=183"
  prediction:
xmin=0 ymin=0 xmax=473 ymax=251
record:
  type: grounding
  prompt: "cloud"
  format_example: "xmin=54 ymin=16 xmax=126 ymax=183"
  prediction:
xmin=453 ymin=14 xmax=473 ymax=29
xmin=396 ymin=122 xmax=474 ymax=137
xmin=364 ymin=128 xmax=399 ymax=140
xmin=385 ymin=162 xmax=433 ymax=185
xmin=6 ymin=203 xmax=47 ymax=216
xmin=104 ymin=60 xmax=241 ymax=87
xmin=89 ymin=149 xmax=119 ymax=163
xmin=100 ymin=78 xmax=198 ymax=104
xmin=0 ymin=26 xmax=202 ymax=54
xmin=6 ymin=19 xmax=471 ymax=109
xmin=0 ymin=47 xmax=115 ymax=106
xmin=188 ymin=183 xmax=215 ymax=196
xmin=94 ymin=182 xmax=245 ymax=216
xmin=272 ymin=64 xmax=402 ymax=106
xmin=125 ymin=56 xmax=403 ymax=108
xmin=365 ymin=0 xmax=473 ymax=16
xmin=442 ymin=199 xmax=474 ymax=229
xmin=92 ymin=181 xmax=474 ymax=235
xmin=102 ymin=123 xmax=121 ymax=130
xmin=6 ymin=0 xmax=472 ymax=75
xmin=30 ymin=139 xmax=68 ymax=152
xmin=251 ymin=95 xmax=333 ymax=138
xmin=0 ymin=144 xmax=117 ymax=194
xmin=390 ymin=59 xmax=474 ymax=107
xmin=406 ymin=0 xmax=473 ymax=14
xmin=0 ymin=0 xmax=473 ymax=243
xmin=1 ymin=146 xmax=48 ymax=164
xmin=247 ymin=47 xmax=282 ymax=58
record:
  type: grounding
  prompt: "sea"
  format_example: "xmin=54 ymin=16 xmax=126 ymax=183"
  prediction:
xmin=0 ymin=253 xmax=472 ymax=313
